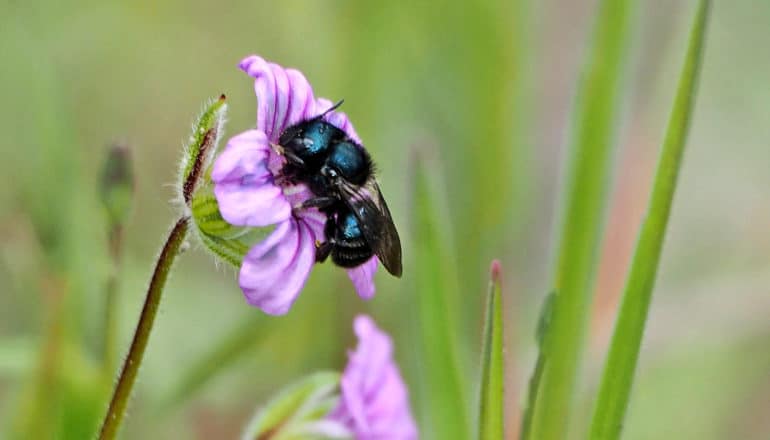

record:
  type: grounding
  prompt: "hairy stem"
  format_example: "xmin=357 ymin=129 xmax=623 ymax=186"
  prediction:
xmin=98 ymin=217 xmax=189 ymax=440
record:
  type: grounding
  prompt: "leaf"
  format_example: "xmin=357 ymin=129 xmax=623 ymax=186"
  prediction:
xmin=588 ymin=2 xmax=712 ymax=438
xmin=478 ymin=260 xmax=504 ymax=440
xmin=519 ymin=291 xmax=555 ymax=440
xmin=410 ymin=150 xmax=471 ymax=439
xmin=527 ymin=0 xmax=637 ymax=438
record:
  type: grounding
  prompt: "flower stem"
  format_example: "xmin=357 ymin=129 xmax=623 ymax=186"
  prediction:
xmin=102 ymin=223 xmax=124 ymax=382
xmin=98 ymin=217 xmax=189 ymax=440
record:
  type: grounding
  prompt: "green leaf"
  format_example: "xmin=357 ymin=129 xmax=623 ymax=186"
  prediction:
xmin=527 ymin=0 xmax=637 ymax=438
xmin=241 ymin=372 xmax=340 ymax=440
xmin=478 ymin=261 xmax=504 ymax=440
xmin=520 ymin=291 xmax=555 ymax=440
xmin=410 ymin=151 xmax=470 ymax=440
xmin=588 ymin=2 xmax=712 ymax=439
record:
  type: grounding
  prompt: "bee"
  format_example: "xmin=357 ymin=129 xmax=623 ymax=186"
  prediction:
xmin=275 ymin=101 xmax=402 ymax=277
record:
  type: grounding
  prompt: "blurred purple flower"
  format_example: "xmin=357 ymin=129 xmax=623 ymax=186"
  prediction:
xmin=329 ymin=315 xmax=418 ymax=440
xmin=212 ymin=55 xmax=377 ymax=315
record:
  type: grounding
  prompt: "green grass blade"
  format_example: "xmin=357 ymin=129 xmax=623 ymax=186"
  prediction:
xmin=478 ymin=261 xmax=504 ymax=440
xmin=528 ymin=0 xmax=637 ymax=438
xmin=520 ymin=291 xmax=554 ymax=440
xmin=588 ymin=2 xmax=712 ymax=438
xmin=411 ymin=150 xmax=470 ymax=440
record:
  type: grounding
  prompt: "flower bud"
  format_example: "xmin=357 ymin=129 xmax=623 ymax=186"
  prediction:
xmin=179 ymin=94 xmax=227 ymax=206
xmin=99 ymin=142 xmax=134 ymax=226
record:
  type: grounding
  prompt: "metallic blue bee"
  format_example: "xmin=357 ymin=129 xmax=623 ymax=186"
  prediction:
xmin=275 ymin=101 xmax=403 ymax=277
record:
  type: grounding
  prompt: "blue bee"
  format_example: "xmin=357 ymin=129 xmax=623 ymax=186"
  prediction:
xmin=275 ymin=101 xmax=402 ymax=277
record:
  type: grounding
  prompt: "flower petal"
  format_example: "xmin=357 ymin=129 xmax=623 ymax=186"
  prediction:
xmin=239 ymin=218 xmax=317 ymax=315
xmin=347 ymin=257 xmax=378 ymax=300
xmin=280 ymin=183 xmax=326 ymax=240
xmin=330 ymin=316 xmax=418 ymax=440
xmin=211 ymin=130 xmax=291 ymax=227
xmin=239 ymin=55 xmax=318 ymax=142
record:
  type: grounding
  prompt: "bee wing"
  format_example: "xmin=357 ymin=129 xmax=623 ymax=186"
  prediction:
xmin=336 ymin=178 xmax=403 ymax=277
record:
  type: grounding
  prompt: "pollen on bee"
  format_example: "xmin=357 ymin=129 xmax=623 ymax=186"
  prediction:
xmin=315 ymin=240 xmax=322 ymax=248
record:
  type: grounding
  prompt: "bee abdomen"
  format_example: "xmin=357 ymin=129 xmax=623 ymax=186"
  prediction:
xmin=331 ymin=240 xmax=373 ymax=268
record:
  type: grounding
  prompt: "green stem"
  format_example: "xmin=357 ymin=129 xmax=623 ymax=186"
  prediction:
xmin=588 ymin=2 xmax=711 ymax=438
xmin=103 ymin=224 xmax=124 ymax=381
xmin=97 ymin=217 xmax=189 ymax=440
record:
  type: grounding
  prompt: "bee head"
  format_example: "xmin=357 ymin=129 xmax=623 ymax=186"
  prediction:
xmin=323 ymin=141 xmax=372 ymax=185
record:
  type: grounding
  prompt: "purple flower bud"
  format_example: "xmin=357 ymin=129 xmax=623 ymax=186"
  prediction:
xmin=329 ymin=315 xmax=418 ymax=439
xmin=211 ymin=55 xmax=378 ymax=315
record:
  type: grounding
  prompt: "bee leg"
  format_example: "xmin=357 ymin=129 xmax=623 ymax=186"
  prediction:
xmin=283 ymin=151 xmax=305 ymax=166
xmin=298 ymin=196 xmax=338 ymax=210
xmin=270 ymin=142 xmax=304 ymax=165
xmin=274 ymin=164 xmax=302 ymax=187
xmin=315 ymin=240 xmax=333 ymax=263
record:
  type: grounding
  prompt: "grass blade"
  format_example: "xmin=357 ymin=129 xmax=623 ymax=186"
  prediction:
xmin=410 ymin=149 xmax=470 ymax=440
xmin=478 ymin=261 xmax=504 ymax=440
xmin=528 ymin=0 xmax=637 ymax=438
xmin=519 ymin=291 xmax=554 ymax=440
xmin=588 ymin=2 xmax=712 ymax=438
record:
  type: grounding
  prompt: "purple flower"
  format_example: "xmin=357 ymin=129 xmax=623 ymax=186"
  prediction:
xmin=329 ymin=315 xmax=418 ymax=440
xmin=212 ymin=55 xmax=378 ymax=315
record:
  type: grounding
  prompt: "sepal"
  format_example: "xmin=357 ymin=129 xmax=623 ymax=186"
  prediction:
xmin=189 ymin=188 xmax=273 ymax=268
xmin=241 ymin=372 xmax=351 ymax=440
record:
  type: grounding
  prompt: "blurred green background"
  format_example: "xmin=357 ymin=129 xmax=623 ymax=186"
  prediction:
xmin=1 ymin=0 xmax=768 ymax=438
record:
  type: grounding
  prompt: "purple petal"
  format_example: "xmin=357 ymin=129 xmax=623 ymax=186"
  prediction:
xmin=279 ymin=183 xmax=327 ymax=240
xmin=211 ymin=130 xmax=291 ymax=227
xmin=238 ymin=218 xmax=317 ymax=315
xmin=330 ymin=315 xmax=418 ymax=440
xmin=296 ymin=203 xmax=327 ymax=242
xmin=239 ymin=55 xmax=362 ymax=144
xmin=239 ymin=55 xmax=317 ymax=142
xmin=347 ymin=257 xmax=378 ymax=300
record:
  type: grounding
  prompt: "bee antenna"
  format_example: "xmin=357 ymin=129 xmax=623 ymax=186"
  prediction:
xmin=318 ymin=99 xmax=344 ymax=118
